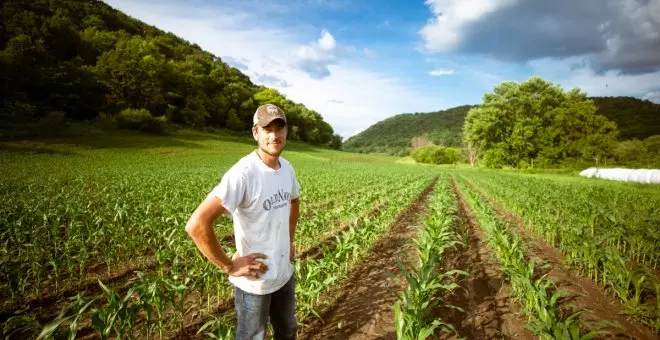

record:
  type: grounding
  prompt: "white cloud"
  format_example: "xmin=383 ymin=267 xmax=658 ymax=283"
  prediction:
xmin=363 ymin=48 xmax=376 ymax=58
xmin=420 ymin=0 xmax=518 ymax=52
xmin=429 ymin=69 xmax=455 ymax=76
xmin=420 ymin=0 xmax=660 ymax=74
xmin=529 ymin=57 xmax=660 ymax=98
xmin=317 ymin=30 xmax=336 ymax=51
xmin=103 ymin=0 xmax=441 ymax=138
xmin=293 ymin=30 xmax=338 ymax=78
xmin=642 ymin=91 xmax=660 ymax=104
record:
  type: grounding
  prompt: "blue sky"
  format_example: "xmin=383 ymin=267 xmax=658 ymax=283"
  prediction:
xmin=104 ymin=0 xmax=660 ymax=138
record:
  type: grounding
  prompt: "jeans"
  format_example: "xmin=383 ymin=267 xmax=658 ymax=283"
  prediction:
xmin=234 ymin=275 xmax=297 ymax=340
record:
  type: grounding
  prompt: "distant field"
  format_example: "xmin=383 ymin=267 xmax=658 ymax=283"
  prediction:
xmin=1 ymin=131 xmax=658 ymax=339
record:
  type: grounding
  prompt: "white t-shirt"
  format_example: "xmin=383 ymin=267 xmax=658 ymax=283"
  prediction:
xmin=208 ymin=151 xmax=300 ymax=295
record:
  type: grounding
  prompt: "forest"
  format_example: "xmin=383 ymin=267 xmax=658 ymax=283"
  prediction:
xmin=0 ymin=0 xmax=342 ymax=147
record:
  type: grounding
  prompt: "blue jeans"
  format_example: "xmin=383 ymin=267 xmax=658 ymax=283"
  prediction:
xmin=234 ymin=275 xmax=297 ymax=340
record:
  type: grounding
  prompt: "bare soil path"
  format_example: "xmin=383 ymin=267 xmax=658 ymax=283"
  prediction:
xmin=298 ymin=178 xmax=437 ymax=340
xmin=442 ymin=177 xmax=535 ymax=340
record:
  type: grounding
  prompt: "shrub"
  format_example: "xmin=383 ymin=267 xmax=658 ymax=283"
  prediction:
xmin=94 ymin=112 xmax=117 ymax=130
xmin=37 ymin=111 xmax=69 ymax=137
xmin=411 ymin=145 xmax=461 ymax=165
xmin=116 ymin=108 xmax=166 ymax=134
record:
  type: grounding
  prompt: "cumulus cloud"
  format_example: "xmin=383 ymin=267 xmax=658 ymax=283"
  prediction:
xmin=529 ymin=57 xmax=660 ymax=99
xmin=420 ymin=0 xmax=660 ymax=75
xmin=293 ymin=30 xmax=338 ymax=79
xmin=429 ymin=69 xmax=455 ymax=76
xmin=103 ymin=0 xmax=441 ymax=138
xmin=642 ymin=91 xmax=660 ymax=104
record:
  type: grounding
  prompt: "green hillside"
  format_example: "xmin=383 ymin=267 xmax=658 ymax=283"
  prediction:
xmin=344 ymin=97 xmax=660 ymax=156
xmin=343 ymin=105 xmax=473 ymax=156
xmin=591 ymin=97 xmax=660 ymax=140
xmin=0 ymin=0 xmax=339 ymax=145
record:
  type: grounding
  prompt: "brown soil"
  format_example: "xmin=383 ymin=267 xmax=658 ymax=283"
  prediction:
xmin=442 ymin=177 xmax=535 ymax=340
xmin=298 ymin=177 xmax=438 ymax=340
xmin=169 ymin=199 xmax=393 ymax=340
xmin=460 ymin=178 xmax=658 ymax=339
xmin=0 ymin=258 xmax=159 ymax=324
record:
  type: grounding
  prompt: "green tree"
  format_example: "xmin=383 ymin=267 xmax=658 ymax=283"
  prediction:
xmin=328 ymin=134 xmax=343 ymax=149
xmin=225 ymin=109 xmax=244 ymax=131
xmin=253 ymin=88 xmax=287 ymax=108
xmin=94 ymin=36 xmax=167 ymax=112
xmin=464 ymin=77 xmax=618 ymax=168
xmin=0 ymin=0 xmax=339 ymax=142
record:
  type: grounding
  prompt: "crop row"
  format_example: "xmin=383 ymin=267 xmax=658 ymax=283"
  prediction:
xmin=457 ymin=171 xmax=660 ymax=331
xmin=455 ymin=178 xmax=607 ymax=339
xmin=393 ymin=176 xmax=466 ymax=339
xmin=3 ymin=171 xmax=436 ymax=339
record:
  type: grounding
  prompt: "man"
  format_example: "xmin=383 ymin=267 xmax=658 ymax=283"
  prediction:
xmin=185 ymin=103 xmax=300 ymax=340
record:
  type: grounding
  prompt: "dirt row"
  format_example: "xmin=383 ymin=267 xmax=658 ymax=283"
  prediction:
xmin=458 ymin=176 xmax=657 ymax=339
xmin=1 ymin=196 xmax=390 ymax=334
xmin=296 ymin=178 xmax=437 ymax=339
xmin=444 ymin=177 xmax=535 ymax=339
xmin=171 ymin=199 xmax=392 ymax=340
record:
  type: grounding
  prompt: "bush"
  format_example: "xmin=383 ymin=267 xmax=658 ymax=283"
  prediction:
xmin=411 ymin=145 xmax=461 ymax=165
xmin=94 ymin=112 xmax=117 ymax=130
xmin=37 ymin=111 xmax=69 ymax=137
xmin=116 ymin=108 xmax=166 ymax=134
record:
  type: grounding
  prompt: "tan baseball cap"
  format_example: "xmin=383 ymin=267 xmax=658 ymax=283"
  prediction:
xmin=253 ymin=104 xmax=287 ymax=127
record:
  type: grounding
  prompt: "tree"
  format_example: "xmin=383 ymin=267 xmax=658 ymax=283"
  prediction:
xmin=463 ymin=77 xmax=618 ymax=168
xmin=328 ymin=134 xmax=342 ymax=149
xmin=411 ymin=135 xmax=432 ymax=149
xmin=253 ymin=88 xmax=287 ymax=108
xmin=94 ymin=36 xmax=166 ymax=112
xmin=0 ymin=0 xmax=339 ymax=142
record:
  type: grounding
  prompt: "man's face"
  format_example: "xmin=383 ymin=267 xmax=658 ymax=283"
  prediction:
xmin=253 ymin=119 xmax=287 ymax=157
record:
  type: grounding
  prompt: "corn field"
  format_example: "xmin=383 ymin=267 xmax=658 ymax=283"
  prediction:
xmin=1 ymin=133 xmax=659 ymax=339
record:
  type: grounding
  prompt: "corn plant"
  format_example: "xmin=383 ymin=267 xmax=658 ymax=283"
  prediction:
xmin=456 ymin=170 xmax=659 ymax=328
xmin=457 ymin=179 xmax=610 ymax=339
xmin=392 ymin=178 xmax=467 ymax=339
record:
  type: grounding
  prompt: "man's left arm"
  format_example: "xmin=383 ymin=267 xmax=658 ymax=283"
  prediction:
xmin=289 ymin=197 xmax=300 ymax=261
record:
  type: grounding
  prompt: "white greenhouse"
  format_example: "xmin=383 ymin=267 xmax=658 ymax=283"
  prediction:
xmin=579 ymin=168 xmax=660 ymax=184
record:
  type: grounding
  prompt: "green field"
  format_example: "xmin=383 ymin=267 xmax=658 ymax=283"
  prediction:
xmin=1 ymin=131 xmax=658 ymax=339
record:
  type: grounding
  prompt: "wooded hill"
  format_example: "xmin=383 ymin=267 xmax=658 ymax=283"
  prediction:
xmin=343 ymin=97 xmax=660 ymax=156
xmin=0 ymin=0 xmax=340 ymax=146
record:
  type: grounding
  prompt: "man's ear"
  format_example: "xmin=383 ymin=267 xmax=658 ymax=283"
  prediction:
xmin=252 ymin=126 xmax=259 ymax=141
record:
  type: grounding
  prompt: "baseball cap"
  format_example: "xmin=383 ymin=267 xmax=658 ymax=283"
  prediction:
xmin=253 ymin=104 xmax=287 ymax=127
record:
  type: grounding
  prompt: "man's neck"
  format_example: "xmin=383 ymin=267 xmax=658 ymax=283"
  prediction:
xmin=256 ymin=148 xmax=281 ymax=170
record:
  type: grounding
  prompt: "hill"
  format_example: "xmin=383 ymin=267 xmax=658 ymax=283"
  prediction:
xmin=343 ymin=105 xmax=473 ymax=156
xmin=590 ymin=97 xmax=660 ymax=140
xmin=0 ymin=0 xmax=339 ymax=145
xmin=343 ymin=97 xmax=660 ymax=156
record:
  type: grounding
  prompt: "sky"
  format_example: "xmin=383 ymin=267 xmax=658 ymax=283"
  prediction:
xmin=103 ymin=0 xmax=660 ymax=139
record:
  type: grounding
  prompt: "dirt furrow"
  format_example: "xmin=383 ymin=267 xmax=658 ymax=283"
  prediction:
xmin=444 ymin=177 xmax=534 ymax=340
xmin=461 ymin=177 xmax=658 ymax=339
xmin=298 ymin=178 xmax=437 ymax=340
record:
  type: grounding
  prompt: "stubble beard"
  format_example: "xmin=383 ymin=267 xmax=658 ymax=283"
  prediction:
xmin=260 ymin=142 xmax=284 ymax=157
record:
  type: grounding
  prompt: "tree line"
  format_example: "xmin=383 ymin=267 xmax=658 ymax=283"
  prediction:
xmin=0 ymin=0 xmax=342 ymax=147
xmin=463 ymin=77 xmax=659 ymax=168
